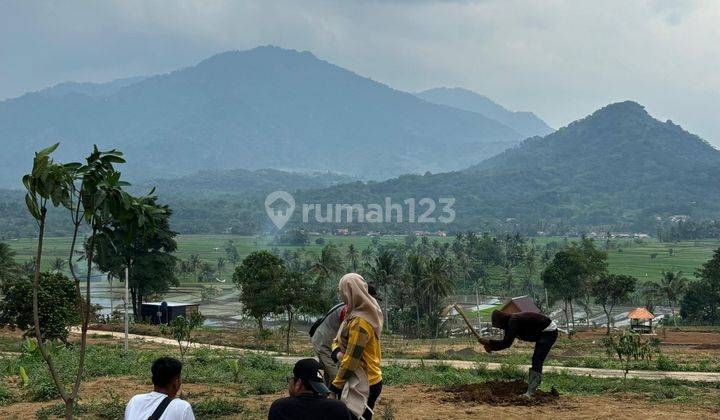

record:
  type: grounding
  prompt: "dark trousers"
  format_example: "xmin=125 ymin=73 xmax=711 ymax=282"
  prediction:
xmin=531 ymin=330 xmax=558 ymax=373
xmin=354 ymin=381 xmax=382 ymax=420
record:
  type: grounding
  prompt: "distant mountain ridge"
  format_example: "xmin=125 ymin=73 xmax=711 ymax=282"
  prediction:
xmin=294 ymin=101 xmax=720 ymax=232
xmin=0 ymin=46 xmax=526 ymax=187
xmin=416 ymin=87 xmax=554 ymax=138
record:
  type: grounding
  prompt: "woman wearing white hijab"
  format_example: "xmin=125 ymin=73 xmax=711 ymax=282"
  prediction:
xmin=330 ymin=273 xmax=383 ymax=419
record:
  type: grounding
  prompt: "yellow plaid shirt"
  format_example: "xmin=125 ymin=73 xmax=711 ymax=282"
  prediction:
xmin=331 ymin=317 xmax=382 ymax=388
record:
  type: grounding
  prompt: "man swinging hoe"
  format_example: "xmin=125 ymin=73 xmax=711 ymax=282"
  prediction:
xmin=455 ymin=305 xmax=558 ymax=398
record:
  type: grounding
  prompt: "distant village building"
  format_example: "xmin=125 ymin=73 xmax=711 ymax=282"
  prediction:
xmin=670 ymin=215 xmax=689 ymax=223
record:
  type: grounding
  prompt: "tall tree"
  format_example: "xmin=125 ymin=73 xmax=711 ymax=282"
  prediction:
xmin=277 ymin=270 xmax=313 ymax=354
xmin=346 ymin=244 xmax=359 ymax=272
xmin=592 ymin=274 xmax=636 ymax=334
xmin=542 ymin=247 xmax=588 ymax=331
xmin=655 ymin=271 xmax=688 ymax=328
xmin=686 ymin=248 xmax=720 ymax=324
xmin=421 ymin=256 xmax=454 ymax=339
xmin=367 ymin=250 xmax=400 ymax=332
xmin=575 ymin=238 xmax=608 ymax=327
xmin=23 ymin=143 xmax=162 ymax=419
xmin=94 ymin=202 xmax=178 ymax=318
xmin=233 ymin=251 xmax=284 ymax=329
xmin=0 ymin=242 xmax=20 ymax=285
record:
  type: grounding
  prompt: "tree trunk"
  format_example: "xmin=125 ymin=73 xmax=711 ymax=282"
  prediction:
xmin=258 ymin=317 xmax=264 ymax=330
xmin=31 ymin=208 xmax=72 ymax=417
xmin=604 ymin=308 xmax=611 ymax=335
xmin=569 ymin=300 xmax=576 ymax=331
xmin=671 ymin=300 xmax=678 ymax=328
xmin=70 ymin=228 xmax=96 ymax=409
xmin=415 ymin=305 xmax=421 ymax=338
xmin=384 ymin=284 xmax=390 ymax=333
xmin=475 ymin=285 xmax=481 ymax=331
xmin=285 ymin=310 xmax=293 ymax=354
xmin=109 ymin=275 xmax=113 ymax=320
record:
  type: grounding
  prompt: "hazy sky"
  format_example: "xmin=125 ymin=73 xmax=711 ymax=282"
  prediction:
xmin=2 ymin=0 xmax=719 ymax=144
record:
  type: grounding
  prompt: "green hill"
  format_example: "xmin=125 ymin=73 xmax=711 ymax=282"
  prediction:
xmin=294 ymin=101 xmax=720 ymax=233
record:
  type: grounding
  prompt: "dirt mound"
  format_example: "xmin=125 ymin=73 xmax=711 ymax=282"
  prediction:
xmin=446 ymin=380 xmax=559 ymax=406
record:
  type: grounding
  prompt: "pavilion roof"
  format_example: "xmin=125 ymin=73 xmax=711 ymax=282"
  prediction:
xmin=628 ymin=307 xmax=655 ymax=320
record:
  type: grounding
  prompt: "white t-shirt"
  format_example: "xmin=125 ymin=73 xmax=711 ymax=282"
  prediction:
xmin=125 ymin=391 xmax=195 ymax=420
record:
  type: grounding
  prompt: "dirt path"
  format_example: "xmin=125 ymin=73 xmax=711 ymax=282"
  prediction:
xmin=76 ymin=329 xmax=720 ymax=382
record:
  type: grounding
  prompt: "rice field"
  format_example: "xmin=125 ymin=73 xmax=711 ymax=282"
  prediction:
xmin=6 ymin=234 xmax=719 ymax=283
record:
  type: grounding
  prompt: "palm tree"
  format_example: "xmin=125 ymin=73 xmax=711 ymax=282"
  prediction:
xmin=361 ymin=246 xmax=375 ymax=267
xmin=656 ymin=271 xmax=688 ymax=327
xmin=51 ymin=257 xmax=65 ymax=273
xmin=312 ymin=244 xmax=344 ymax=279
xmin=421 ymin=256 xmax=454 ymax=340
xmin=367 ymin=250 xmax=400 ymax=332
xmin=405 ymin=254 xmax=426 ymax=337
xmin=346 ymin=244 xmax=359 ymax=272
xmin=523 ymin=246 xmax=537 ymax=295
xmin=217 ymin=257 xmax=226 ymax=276
xmin=187 ymin=254 xmax=202 ymax=278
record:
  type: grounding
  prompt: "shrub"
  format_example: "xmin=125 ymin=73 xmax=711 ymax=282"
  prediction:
xmin=656 ymin=355 xmax=679 ymax=371
xmin=498 ymin=363 xmax=524 ymax=380
xmin=160 ymin=312 xmax=204 ymax=360
xmin=474 ymin=361 xmax=489 ymax=375
xmin=582 ymin=358 xmax=605 ymax=369
xmin=193 ymin=398 xmax=245 ymax=418
xmin=0 ymin=272 xmax=82 ymax=343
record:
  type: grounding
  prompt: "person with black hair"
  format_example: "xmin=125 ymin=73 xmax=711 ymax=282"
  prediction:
xmin=268 ymin=358 xmax=351 ymax=420
xmin=125 ymin=357 xmax=195 ymax=420
xmin=480 ymin=310 xmax=558 ymax=398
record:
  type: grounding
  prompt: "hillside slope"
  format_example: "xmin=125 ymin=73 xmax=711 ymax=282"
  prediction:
xmin=417 ymin=87 xmax=554 ymax=138
xmin=296 ymin=101 xmax=720 ymax=232
xmin=0 ymin=46 xmax=522 ymax=187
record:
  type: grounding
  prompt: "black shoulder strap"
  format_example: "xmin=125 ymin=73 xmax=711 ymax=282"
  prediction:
xmin=148 ymin=396 xmax=173 ymax=420
xmin=309 ymin=303 xmax=344 ymax=337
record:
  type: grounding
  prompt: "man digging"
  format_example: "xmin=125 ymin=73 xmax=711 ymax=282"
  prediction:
xmin=480 ymin=310 xmax=558 ymax=399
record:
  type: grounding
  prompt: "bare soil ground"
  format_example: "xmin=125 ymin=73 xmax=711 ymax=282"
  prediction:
xmin=446 ymin=379 xmax=559 ymax=406
xmin=378 ymin=385 xmax=720 ymax=420
xmin=2 ymin=379 xmax=717 ymax=420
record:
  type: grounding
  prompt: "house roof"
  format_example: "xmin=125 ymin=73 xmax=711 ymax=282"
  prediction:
xmin=628 ymin=307 xmax=655 ymax=320
xmin=142 ymin=302 xmax=198 ymax=308
xmin=500 ymin=295 xmax=540 ymax=313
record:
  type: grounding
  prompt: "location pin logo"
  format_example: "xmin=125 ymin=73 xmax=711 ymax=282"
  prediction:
xmin=265 ymin=191 xmax=295 ymax=229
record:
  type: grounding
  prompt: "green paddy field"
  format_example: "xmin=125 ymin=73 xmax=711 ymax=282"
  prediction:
xmin=6 ymin=234 xmax=719 ymax=283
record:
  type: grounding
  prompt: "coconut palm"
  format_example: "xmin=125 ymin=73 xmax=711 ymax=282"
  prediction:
xmin=656 ymin=271 xmax=688 ymax=327
xmin=421 ymin=256 xmax=454 ymax=339
xmin=217 ymin=257 xmax=226 ymax=276
xmin=367 ymin=250 xmax=400 ymax=332
xmin=51 ymin=257 xmax=65 ymax=273
xmin=346 ymin=244 xmax=359 ymax=272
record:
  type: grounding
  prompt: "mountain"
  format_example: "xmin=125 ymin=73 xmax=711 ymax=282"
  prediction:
xmin=416 ymin=87 xmax=554 ymax=138
xmin=0 ymin=46 xmax=523 ymax=187
xmin=293 ymin=101 xmax=720 ymax=233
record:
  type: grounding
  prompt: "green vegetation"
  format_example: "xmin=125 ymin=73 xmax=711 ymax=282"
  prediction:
xmin=8 ymin=235 xmax=719 ymax=285
xmin=0 ymin=272 xmax=81 ymax=343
